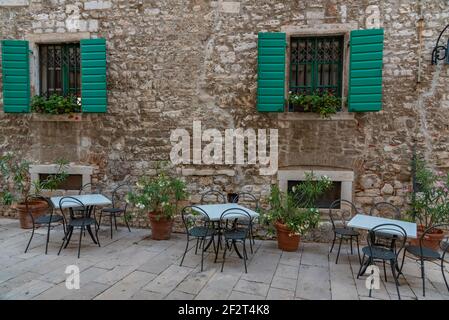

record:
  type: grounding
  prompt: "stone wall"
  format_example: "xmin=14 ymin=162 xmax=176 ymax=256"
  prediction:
xmin=1 ymin=0 xmax=449 ymax=241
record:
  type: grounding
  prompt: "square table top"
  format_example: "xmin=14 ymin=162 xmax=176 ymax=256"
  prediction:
xmin=193 ymin=203 xmax=260 ymax=221
xmin=347 ymin=214 xmax=417 ymax=239
xmin=50 ymin=194 xmax=112 ymax=209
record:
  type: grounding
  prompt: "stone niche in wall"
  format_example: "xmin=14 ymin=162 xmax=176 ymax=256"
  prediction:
xmin=278 ymin=166 xmax=354 ymax=205
xmin=29 ymin=164 xmax=93 ymax=195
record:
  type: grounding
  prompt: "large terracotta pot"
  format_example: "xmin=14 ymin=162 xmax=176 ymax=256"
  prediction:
xmin=410 ymin=225 xmax=445 ymax=251
xmin=13 ymin=200 xmax=49 ymax=229
xmin=275 ymin=221 xmax=300 ymax=252
xmin=148 ymin=212 xmax=173 ymax=240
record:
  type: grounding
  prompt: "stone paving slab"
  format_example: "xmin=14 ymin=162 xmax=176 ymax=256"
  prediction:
xmin=0 ymin=218 xmax=448 ymax=300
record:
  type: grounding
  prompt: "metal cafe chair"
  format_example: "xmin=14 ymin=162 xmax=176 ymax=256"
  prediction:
xmin=357 ymin=223 xmax=407 ymax=300
xmin=230 ymin=192 xmax=259 ymax=253
xmin=200 ymin=190 xmax=226 ymax=204
xmin=24 ymin=196 xmax=66 ymax=254
xmin=57 ymin=196 xmax=100 ymax=258
xmin=401 ymin=223 xmax=449 ymax=297
xmin=200 ymin=190 xmax=226 ymax=249
xmin=219 ymin=208 xmax=253 ymax=273
xmin=180 ymin=206 xmax=215 ymax=272
xmin=369 ymin=202 xmax=403 ymax=269
xmin=98 ymin=183 xmax=132 ymax=239
xmin=328 ymin=199 xmax=361 ymax=264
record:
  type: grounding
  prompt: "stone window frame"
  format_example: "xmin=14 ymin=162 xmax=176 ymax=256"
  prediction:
xmin=277 ymin=168 xmax=354 ymax=209
xmin=29 ymin=164 xmax=93 ymax=194
xmin=26 ymin=32 xmax=91 ymax=97
xmin=280 ymin=23 xmax=358 ymax=120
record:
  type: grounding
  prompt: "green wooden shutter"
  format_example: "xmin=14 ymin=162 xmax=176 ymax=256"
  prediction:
xmin=257 ymin=32 xmax=286 ymax=112
xmin=348 ymin=28 xmax=384 ymax=112
xmin=1 ymin=40 xmax=30 ymax=113
xmin=80 ymin=38 xmax=107 ymax=113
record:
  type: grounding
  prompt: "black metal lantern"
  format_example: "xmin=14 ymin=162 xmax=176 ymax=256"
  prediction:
xmin=431 ymin=24 xmax=449 ymax=65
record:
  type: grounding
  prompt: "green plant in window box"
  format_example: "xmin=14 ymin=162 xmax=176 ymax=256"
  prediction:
xmin=31 ymin=94 xmax=81 ymax=114
xmin=288 ymin=91 xmax=342 ymax=118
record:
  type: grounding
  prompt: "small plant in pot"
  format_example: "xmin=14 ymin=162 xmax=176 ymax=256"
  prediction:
xmin=0 ymin=155 xmax=68 ymax=229
xmin=262 ymin=173 xmax=332 ymax=251
xmin=127 ymin=171 xmax=188 ymax=240
xmin=408 ymin=158 xmax=449 ymax=250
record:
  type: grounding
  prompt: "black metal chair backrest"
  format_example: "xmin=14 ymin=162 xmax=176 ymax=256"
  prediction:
xmin=181 ymin=205 xmax=211 ymax=233
xmin=367 ymin=223 xmax=407 ymax=259
xmin=200 ymin=190 xmax=226 ymax=204
xmin=111 ymin=183 xmax=131 ymax=210
xmin=24 ymin=195 xmax=54 ymax=222
xmin=78 ymin=183 xmax=92 ymax=195
xmin=59 ymin=196 xmax=87 ymax=219
xmin=419 ymin=224 xmax=449 ymax=257
xmin=220 ymin=208 xmax=253 ymax=235
xmin=370 ymin=202 xmax=401 ymax=220
xmin=329 ymin=199 xmax=358 ymax=230
xmin=231 ymin=192 xmax=259 ymax=211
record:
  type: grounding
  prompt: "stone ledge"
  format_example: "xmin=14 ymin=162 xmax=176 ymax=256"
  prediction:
xmin=31 ymin=113 xmax=86 ymax=122
xmin=0 ymin=0 xmax=28 ymax=6
xmin=278 ymin=112 xmax=355 ymax=121
xmin=181 ymin=168 xmax=235 ymax=176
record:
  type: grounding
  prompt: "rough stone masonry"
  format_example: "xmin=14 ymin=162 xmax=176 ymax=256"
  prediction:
xmin=0 ymin=0 xmax=449 ymax=241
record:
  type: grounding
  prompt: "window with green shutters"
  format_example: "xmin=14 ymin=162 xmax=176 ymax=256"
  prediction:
xmin=256 ymin=29 xmax=384 ymax=114
xmin=1 ymin=38 xmax=107 ymax=113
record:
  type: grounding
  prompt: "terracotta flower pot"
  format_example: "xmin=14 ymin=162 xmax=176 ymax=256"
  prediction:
xmin=148 ymin=212 xmax=173 ymax=240
xmin=13 ymin=200 xmax=49 ymax=229
xmin=410 ymin=225 xmax=445 ymax=251
xmin=275 ymin=221 xmax=300 ymax=252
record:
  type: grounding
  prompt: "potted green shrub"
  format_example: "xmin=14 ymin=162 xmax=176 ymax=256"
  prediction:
xmin=127 ymin=171 xmax=188 ymax=240
xmin=408 ymin=158 xmax=449 ymax=250
xmin=288 ymin=91 xmax=342 ymax=118
xmin=262 ymin=173 xmax=332 ymax=251
xmin=0 ymin=155 xmax=68 ymax=229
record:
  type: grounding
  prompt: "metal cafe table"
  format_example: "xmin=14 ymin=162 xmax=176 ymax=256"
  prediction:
xmin=50 ymin=194 xmax=112 ymax=244
xmin=193 ymin=203 xmax=260 ymax=260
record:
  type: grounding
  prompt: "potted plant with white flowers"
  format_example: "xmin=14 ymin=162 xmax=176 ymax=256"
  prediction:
xmin=127 ymin=171 xmax=188 ymax=240
xmin=262 ymin=173 xmax=332 ymax=251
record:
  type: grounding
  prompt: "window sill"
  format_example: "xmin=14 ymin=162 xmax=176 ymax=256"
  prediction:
xmin=277 ymin=112 xmax=355 ymax=121
xmin=30 ymin=113 xmax=87 ymax=122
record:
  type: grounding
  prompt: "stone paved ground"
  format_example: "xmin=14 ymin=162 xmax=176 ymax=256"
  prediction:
xmin=0 ymin=217 xmax=448 ymax=300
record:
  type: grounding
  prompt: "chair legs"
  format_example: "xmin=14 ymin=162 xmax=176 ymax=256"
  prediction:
xmin=391 ymin=260 xmax=401 ymax=300
xmin=441 ymin=258 xmax=449 ymax=294
xmin=356 ymin=236 xmax=361 ymax=265
xmin=124 ymin=214 xmax=131 ymax=232
xmin=221 ymin=241 xmax=228 ymax=272
xmin=110 ymin=215 xmax=113 ymax=239
xmin=335 ymin=237 xmax=343 ymax=264
xmin=242 ymin=240 xmax=248 ymax=273
xmin=180 ymin=236 xmax=190 ymax=267
xmin=330 ymin=233 xmax=336 ymax=253
xmin=24 ymin=224 xmax=35 ymax=253
xmin=357 ymin=253 xmax=367 ymax=279
xmin=421 ymin=258 xmax=426 ymax=297
xmin=78 ymin=226 xmax=84 ymax=259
